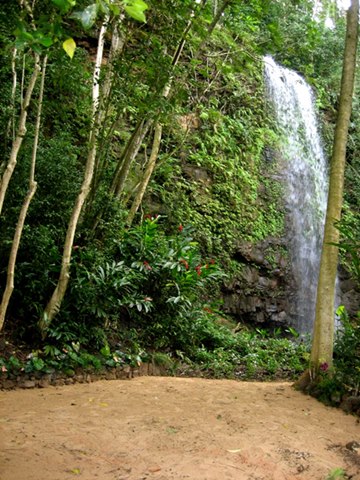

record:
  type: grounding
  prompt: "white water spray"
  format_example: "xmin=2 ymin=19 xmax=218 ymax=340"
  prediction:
xmin=264 ymin=56 xmax=329 ymax=334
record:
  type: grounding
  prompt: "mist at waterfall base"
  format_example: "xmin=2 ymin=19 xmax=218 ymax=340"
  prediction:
xmin=264 ymin=56 xmax=329 ymax=335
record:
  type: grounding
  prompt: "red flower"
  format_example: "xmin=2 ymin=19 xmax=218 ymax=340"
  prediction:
xmin=209 ymin=259 xmax=215 ymax=265
xmin=320 ymin=362 xmax=329 ymax=372
xmin=178 ymin=224 xmax=183 ymax=232
xmin=179 ymin=259 xmax=189 ymax=270
xmin=195 ymin=265 xmax=202 ymax=276
xmin=143 ymin=261 xmax=152 ymax=271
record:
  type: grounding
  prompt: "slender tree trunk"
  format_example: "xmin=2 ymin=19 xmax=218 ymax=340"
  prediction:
xmin=112 ymin=0 xmax=231 ymax=203
xmin=90 ymin=117 xmax=151 ymax=234
xmin=100 ymin=19 xmax=125 ymax=112
xmin=85 ymin=18 xmax=126 ymax=217
xmin=110 ymin=33 xmax=185 ymax=201
xmin=0 ymin=53 xmax=40 ymax=216
xmin=196 ymin=0 xmax=231 ymax=52
xmin=1 ymin=48 xmax=17 ymax=176
xmin=20 ymin=53 xmax=26 ymax=106
xmin=110 ymin=3 xmax=208 ymax=201
xmin=89 ymin=0 xmax=230 ymax=231
xmin=5 ymin=48 xmax=18 ymax=141
xmin=39 ymin=21 xmax=108 ymax=334
xmin=297 ymin=0 xmax=359 ymax=386
xmin=127 ymin=122 xmax=163 ymax=225
xmin=92 ymin=16 xmax=109 ymax=118
xmin=109 ymin=118 xmax=143 ymax=197
xmin=112 ymin=118 xmax=153 ymax=198
xmin=39 ymin=130 xmax=99 ymax=333
xmin=0 ymin=55 xmax=47 ymax=332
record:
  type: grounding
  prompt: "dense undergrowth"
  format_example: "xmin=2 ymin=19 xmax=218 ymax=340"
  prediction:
xmin=0 ymin=216 xmax=309 ymax=382
xmin=0 ymin=320 xmax=310 ymax=383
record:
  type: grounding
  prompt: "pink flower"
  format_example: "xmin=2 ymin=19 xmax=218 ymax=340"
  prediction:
xmin=1 ymin=365 xmax=7 ymax=373
xmin=320 ymin=362 xmax=329 ymax=372
xmin=143 ymin=261 xmax=152 ymax=271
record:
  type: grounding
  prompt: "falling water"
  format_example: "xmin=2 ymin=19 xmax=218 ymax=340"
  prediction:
xmin=264 ymin=56 xmax=328 ymax=334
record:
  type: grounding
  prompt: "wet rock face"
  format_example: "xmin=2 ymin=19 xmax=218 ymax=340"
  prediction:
xmin=222 ymin=238 xmax=296 ymax=327
xmin=222 ymin=239 xmax=360 ymax=330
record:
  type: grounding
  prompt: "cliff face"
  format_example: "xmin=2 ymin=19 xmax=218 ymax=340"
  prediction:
xmin=221 ymin=238 xmax=360 ymax=332
xmin=222 ymin=238 xmax=293 ymax=328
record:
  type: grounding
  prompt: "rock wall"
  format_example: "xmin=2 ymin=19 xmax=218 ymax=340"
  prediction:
xmin=222 ymin=237 xmax=295 ymax=328
xmin=221 ymin=237 xmax=359 ymax=331
xmin=0 ymin=362 xmax=169 ymax=390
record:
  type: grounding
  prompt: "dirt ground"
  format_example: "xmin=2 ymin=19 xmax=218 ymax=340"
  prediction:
xmin=0 ymin=377 xmax=359 ymax=480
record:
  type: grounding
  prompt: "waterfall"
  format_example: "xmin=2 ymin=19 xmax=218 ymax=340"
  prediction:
xmin=264 ymin=56 xmax=328 ymax=334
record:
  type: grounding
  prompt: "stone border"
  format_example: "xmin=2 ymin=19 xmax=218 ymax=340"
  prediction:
xmin=0 ymin=362 xmax=168 ymax=390
xmin=2 ymin=363 xmax=359 ymax=418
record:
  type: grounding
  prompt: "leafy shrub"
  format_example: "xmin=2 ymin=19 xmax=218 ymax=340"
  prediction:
xmin=0 ymin=341 xmax=144 ymax=378
xmin=190 ymin=326 xmax=309 ymax=379
xmin=52 ymin=216 xmax=224 ymax=351
xmin=335 ymin=214 xmax=360 ymax=286
xmin=333 ymin=307 xmax=360 ymax=397
xmin=313 ymin=307 xmax=360 ymax=404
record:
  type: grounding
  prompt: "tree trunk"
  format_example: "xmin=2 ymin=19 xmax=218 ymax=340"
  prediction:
xmin=111 ymin=118 xmax=153 ymax=198
xmin=92 ymin=16 xmax=109 ymax=118
xmin=196 ymin=0 xmax=231 ymax=52
xmin=0 ymin=53 xmax=40 ymax=216
xmin=301 ymin=0 xmax=359 ymax=384
xmin=127 ymin=122 xmax=163 ymax=225
xmin=110 ymin=3 xmax=208 ymax=201
xmin=1 ymin=47 xmax=17 ymax=175
xmin=85 ymin=19 xmax=126 ymax=215
xmin=100 ymin=19 xmax=125 ymax=111
xmin=4 ymin=47 xmax=18 ymax=149
xmin=39 ymin=21 xmax=108 ymax=335
xmin=112 ymin=0 xmax=231 ymax=204
xmin=0 ymin=55 xmax=47 ymax=332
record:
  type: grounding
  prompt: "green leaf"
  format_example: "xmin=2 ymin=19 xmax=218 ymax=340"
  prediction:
xmin=51 ymin=0 xmax=76 ymax=13
xmin=71 ymin=4 xmax=98 ymax=29
xmin=38 ymin=36 xmax=53 ymax=48
xmin=51 ymin=0 xmax=68 ymax=8
xmin=14 ymin=26 xmax=34 ymax=48
xmin=63 ymin=38 xmax=76 ymax=58
xmin=109 ymin=4 xmax=120 ymax=15
xmin=33 ymin=358 xmax=45 ymax=371
xmin=97 ymin=0 xmax=110 ymax=15
xmin=124 ymin=0 xmax=148 ymax=22
xmin=100 ymin=345 xmax=111 ymax=357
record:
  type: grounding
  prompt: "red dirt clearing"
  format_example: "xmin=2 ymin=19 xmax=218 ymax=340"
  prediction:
xmin=1 ymin=377 xmax=359 ymax=480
